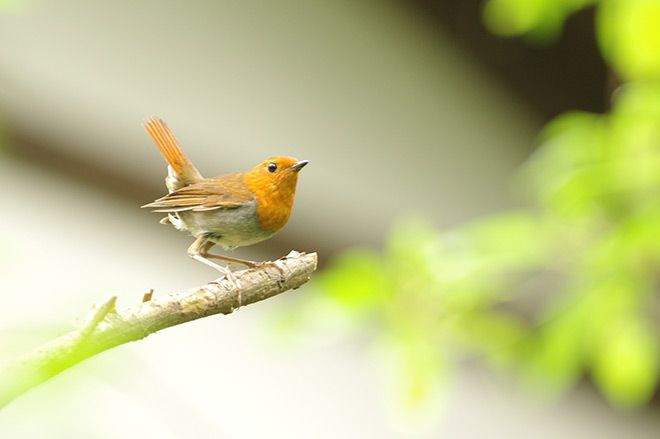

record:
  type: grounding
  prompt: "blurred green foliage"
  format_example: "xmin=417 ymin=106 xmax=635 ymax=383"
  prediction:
xmin=0 ymin=0 xmax=22 ymax=12
xmin=292 ymin=1 xmax=660 ymax=409
xmin=483 ymin=0 xmax=596 ymax=43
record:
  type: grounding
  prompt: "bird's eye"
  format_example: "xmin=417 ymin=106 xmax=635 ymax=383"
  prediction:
xmin=267 ymin=162 xmax=278 ymax=173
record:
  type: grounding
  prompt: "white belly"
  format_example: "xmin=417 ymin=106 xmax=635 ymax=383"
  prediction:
xmin=170 ymin=200 xmax=273 ymax=248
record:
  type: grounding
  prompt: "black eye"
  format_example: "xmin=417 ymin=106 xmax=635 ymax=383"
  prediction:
xmin=267 ymin=162 xmax=277 ymax=173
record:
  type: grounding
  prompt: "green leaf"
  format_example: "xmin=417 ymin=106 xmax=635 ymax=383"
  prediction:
xmin=598 ymin=0 xmax=660 ymax=80
xmin=464 ymin=212 xmax=547 ymax=271
xmin=592 ymin=318 xmax=659 ymax=407
xmin=318 ymin=249 xmax=389 ymax=313
xmin=527 ymin=112 xmax=611 ymax=217
xmin=525 ymin=302 xmax=587 ymax=394
xmin=430 ymin=212 xmax=546 ymax=310
xmin=459 ymin=312 xmax=530 ymax=370
xmin=483 ymin=0 xmax=596 ymax=43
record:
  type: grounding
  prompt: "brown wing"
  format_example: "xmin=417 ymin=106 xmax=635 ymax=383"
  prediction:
xmin=142 ymin=173 xmax=254 ymax=212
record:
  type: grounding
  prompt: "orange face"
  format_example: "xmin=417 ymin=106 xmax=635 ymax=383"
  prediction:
xmin=243 ymin=156 xmax=309 ymax=232
xmin=253 ymin=156 xmax=307 ymax=179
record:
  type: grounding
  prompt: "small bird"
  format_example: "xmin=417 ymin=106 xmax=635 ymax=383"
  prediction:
xmin=142 ymin=117 xmax=308 ymax=280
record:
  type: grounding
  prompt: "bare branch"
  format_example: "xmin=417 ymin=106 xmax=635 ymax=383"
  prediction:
xmin=0 ymin=251 xmax=317 ymax=409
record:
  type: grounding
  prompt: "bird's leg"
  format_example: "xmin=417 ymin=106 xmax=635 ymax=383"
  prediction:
xmin=204 ymin=253 xmax=258 ymax=268
xmin=187 ymin=237 xmax=241 ymax=291
xmin=205 ymin=253 xmax=286 ymax=277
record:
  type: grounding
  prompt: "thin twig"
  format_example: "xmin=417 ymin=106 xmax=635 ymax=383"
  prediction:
xmin=0 ymin=251 xmax=317 ymax=410
xmin=77 ymin=296 xmax=117 ymax=342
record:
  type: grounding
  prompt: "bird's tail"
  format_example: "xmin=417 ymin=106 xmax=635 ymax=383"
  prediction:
xmin=144 ymin=117 xmax=203 ymax=188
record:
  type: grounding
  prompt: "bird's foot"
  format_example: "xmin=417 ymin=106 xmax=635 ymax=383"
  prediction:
xmin=217 ymin=265 xmax=241 ymax=291
xmin=245 ymin=260 xmax=286 ymax=277
xmin=192 ymin=254 xmax=242 ymax=290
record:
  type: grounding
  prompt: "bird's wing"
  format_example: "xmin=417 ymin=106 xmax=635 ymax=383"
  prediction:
xmin=142 ymin=173 xmax=255 ymax=212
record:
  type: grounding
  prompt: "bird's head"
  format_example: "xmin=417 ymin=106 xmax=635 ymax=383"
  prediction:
xmin=244 ymin=156 xmax=308 ymax=194
xmin=243 ymin=156 xmax=309 ymax=232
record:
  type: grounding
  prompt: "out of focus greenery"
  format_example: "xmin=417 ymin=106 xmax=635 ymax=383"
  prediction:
xmin=483 ymin=0 xmax=597 ymax=43
xmin=0 ymin=0 xmax=22 ymax=11
xmin=291 ymin=0 xmax=660 ymax=409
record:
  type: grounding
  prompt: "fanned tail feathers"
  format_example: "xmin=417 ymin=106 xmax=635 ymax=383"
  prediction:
xmin=144 ymin=117 xmax=203 ymax=187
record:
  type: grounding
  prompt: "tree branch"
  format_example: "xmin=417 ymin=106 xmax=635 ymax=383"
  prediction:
xmin=0 ymin=250 xmax=317 ymax=410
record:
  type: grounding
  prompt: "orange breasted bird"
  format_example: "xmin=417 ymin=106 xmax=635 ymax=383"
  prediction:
xmin=142 ymin=117 xmax=308 ymax=279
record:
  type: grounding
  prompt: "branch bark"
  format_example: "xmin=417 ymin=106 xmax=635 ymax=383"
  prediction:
xmin=0 ymin=250 xmax=317 ymax=410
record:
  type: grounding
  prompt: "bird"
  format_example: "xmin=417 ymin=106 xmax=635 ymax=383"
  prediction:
xmin=141 ymin=117 xmax=308 ymax=282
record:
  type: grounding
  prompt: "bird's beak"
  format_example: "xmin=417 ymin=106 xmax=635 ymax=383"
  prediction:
xmin=288 ymin=160 xmax=309 ymax=172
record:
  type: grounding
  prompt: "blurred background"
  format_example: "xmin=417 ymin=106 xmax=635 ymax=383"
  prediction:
xmin=1 ymin=0 xmax=660 ymax=437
